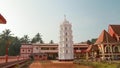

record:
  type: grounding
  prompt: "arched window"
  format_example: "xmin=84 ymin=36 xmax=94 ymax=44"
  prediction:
xmin=114 ymin=46 xmax=119 ymax=52
xmin=105 ymin=46 xmax=110 ymax=53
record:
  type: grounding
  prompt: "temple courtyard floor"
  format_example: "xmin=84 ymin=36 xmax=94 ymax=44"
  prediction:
xmin=29 ymin=60 xmax=91 ymax=68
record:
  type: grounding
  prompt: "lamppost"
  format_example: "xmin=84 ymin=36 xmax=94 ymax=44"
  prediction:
xmin=5 ymin=40 xmax=10 ymax=63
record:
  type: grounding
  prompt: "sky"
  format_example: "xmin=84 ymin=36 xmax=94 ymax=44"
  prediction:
xmin=0 ymin=0 xmax=120 ymax=43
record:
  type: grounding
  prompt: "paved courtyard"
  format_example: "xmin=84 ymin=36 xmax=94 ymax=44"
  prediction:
xmin=29 ymin=60 xmax=91 ymax=68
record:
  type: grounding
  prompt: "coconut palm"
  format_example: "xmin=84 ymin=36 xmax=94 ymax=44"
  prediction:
xmin=0 ymin=29 xmax=13 ymax=62
xmin=20 ymin=35 xmax=30 ymax=44
xmin=31 ymin=33 xmax=44 ymax=43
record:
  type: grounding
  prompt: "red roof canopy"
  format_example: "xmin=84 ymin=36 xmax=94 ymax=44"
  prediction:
xmin=0 ymin=14 xmax=6 ymax=24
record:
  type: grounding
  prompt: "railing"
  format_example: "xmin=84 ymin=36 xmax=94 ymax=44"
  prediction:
xmin=40 ymin=50 xmax=58 ymax=53
xmin=0 ymin=59 xmax=29 ymax=68
xmin=0 ymin=56 xmax=24 ymax=64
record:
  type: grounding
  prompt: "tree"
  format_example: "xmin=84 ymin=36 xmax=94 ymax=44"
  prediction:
xmin=20 ymin=35 xmax=30 ymax=44
xmin=9 ymin=37 xmax=21 ymax=56
xmin=0 ymin=29 xmax=13 ymax=40
xmin=0 ymin=29 xmax=13 ymax=56
xmin=49 ymin=40 xmax=54 ymax=44
xmin=31 ymin=33 xmax=44 ymax=43
xmin=87 ymin=40 xmax=92 ymax=45
xmin=91 ymin=38 xmax=97 ymax=44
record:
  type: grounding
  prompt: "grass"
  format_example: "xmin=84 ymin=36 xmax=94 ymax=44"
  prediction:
xmin=74 ymin=59 xmax=120 ymax=68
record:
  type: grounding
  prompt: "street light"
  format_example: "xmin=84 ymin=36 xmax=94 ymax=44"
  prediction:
xmin=5 ymin=40 xmax=10 ymax=63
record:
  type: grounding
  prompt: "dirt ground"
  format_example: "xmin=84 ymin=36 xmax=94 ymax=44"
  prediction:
xmin=29 ymin=60 xmax=91 ymax=68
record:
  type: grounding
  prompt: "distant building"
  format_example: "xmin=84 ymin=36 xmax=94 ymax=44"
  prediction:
xmin=20 ymin=43 xmax=89 ymax=60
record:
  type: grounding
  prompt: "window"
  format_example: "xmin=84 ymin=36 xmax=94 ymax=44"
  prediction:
xmin=66 ymin=44 xmax=68 ymax=47
xmin=65 ymin=27 xmax=67 ymax=30
xmin=114 ymin=47 xmax=119 ymax=52
xmin=105 ymin=46 xmax=110 ymax=52
xmin=41 ymin=47 xmax=49 ymax=50
xmin=36 ymin=47 xmax=38 ymax=50
xmin=22 ymin=50 xmax=24 ymax=52
xmin=74 ymin=48 xmax=78 ymax=50
xmin=119 ymin=37 xmax=120 ymax=41
xmin=28 ymin=50 xmax=30 ymax=52
xmin=66 ymin=50 xmax=68 ymax=53
xmin=66 ymin=38 xmax=67 ymax=41
xmin=50 ymin=48 xmax=57 ymax=50
xmin=65 ymin=32 xmax=67 ymax=35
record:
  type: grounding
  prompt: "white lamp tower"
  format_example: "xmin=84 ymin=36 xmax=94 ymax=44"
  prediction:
xmin=58 ymin=15 xmax=73 ymax=61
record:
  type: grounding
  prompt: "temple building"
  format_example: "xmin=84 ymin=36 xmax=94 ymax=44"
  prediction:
xmin=20 ymin=16 xmax=89 ymax=60
xmin=94 ymin=25 xmax=120 ymax=60
xmin=20 ymin=16 xmax=120 ymax=60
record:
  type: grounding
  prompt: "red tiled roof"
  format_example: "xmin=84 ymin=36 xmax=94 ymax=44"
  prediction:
xmin=109 ymin=25 xmax=120 ymax=36
xmin=0 ymin=14 xmax=6 ymax=24
xmin=95 ymin=30 xmax=116 ymax=44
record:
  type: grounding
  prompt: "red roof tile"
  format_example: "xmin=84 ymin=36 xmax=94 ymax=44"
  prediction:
xmin=95 ymin=30 xmax=116 ymax=44
xmin=0 ymin=14 xmax=6 ymax=24
xmin=109 ymin=25 xmax=120 ymax=36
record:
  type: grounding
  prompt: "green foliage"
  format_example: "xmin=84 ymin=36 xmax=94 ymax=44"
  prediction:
xmin=86 ymin=40 xmax=92 ymax=45
xmin=74 ymin=60 xmax=119 ymax=68
xmin=0 ymin=29 xmax=44 ymax=56
xmin=20 ymin=35 xmax=30 ymax=44
xmin=31 ymin=33 xmax=44 ymax=43
xmin=49 ymin=40 xmax=54 ymax=44
xmin=91 ymin=38 xmax=97 ymax=44
xmin=0 ymin=29 xmax=21 ymax=56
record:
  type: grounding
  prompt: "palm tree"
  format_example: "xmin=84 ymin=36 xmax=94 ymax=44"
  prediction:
xmin=20 ymin=35 xmax=30 ymax=44
xmin=0 ymin=29 xmax=13 ymax=62
xmin=35 ymin=33 xmax=43 ymax=43
xmin=0 ymin=29 xmax=12 ymax=40
xmin=31 ymin=33 xmax=44 ymax=43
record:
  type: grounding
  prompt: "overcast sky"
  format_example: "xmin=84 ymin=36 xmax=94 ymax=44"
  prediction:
xmin=0 ymin=0 xmax=120 ymax=43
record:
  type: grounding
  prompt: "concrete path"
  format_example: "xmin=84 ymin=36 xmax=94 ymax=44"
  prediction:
xmin=29 ymin=60 xmax=91 ymax=68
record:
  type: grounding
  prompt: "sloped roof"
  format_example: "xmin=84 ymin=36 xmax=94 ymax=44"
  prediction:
xmin=86 ymin=45 xmax=92 ymax=52
xmin=0 ymin=14 xmax=6 ymax=24
xmin=109 ymin=25 xmax=120 ymax=36
xmin=95 ymin=30 xmax=116 ymax=44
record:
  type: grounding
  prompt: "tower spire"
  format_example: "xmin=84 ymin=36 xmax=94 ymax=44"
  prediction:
xmin=64 ymin=14 xmax=66 ymax=21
